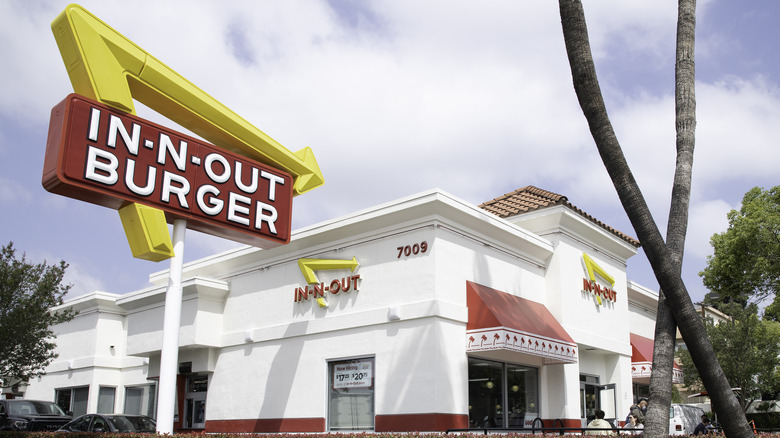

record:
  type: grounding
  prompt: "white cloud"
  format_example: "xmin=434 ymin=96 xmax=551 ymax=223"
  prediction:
xmin=62 ymin=261 xmax=107 ymax=300
xmin=0 ymin=2 xmax=73 ymax=120
xmin=1 ymin=0 xmax=777 ymax=298
xmin=685 ymin=198 xmax=734 ymax=259
xmin=696 ymin=76 xmax=780 ymax=186
xmin=610 ymin=93 xmax=677 ymax=215
xmin=582 ymin=0 xmax=679 ymax=62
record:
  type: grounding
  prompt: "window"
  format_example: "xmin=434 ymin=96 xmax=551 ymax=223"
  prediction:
xmin=124 ymin=384 xmax=157 ymax=418
xmin=56 ymin=386 xmax=89 ymax=417
xmin=328 ymin=357 xmax=375 ymax=431
xmin=97 ymin=387 xmax=116 ymax=413
xmin=92 ymin=415 xmax=109 ymax=432
xmin=67 ymin=415 xmax=93 ymax=431
xmin=468 ymin=358 xmax=539 ymax=428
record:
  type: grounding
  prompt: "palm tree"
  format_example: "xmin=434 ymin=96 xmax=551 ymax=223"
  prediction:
xmin=645 ymin=0 xmax=697 ymax=435
xmin=557 ymin=1 xmax=752 ymax=436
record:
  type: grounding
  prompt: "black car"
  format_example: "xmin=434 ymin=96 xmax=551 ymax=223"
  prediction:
xmin=58 ymin=414 xmax=156 ymax=433
xmin=0 ymin=399 xmax=73 ymax=431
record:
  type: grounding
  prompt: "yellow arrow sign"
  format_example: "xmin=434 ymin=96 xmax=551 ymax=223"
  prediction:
xmin=583 ymin=253 xmax=615 ymax=287
xmin=298 ymin=257 xmax=359 ymax=284
xmin=51 ymin=5 xmax=324 ymax=195
xmin=50 ymin=5 xmax=324 ymax=261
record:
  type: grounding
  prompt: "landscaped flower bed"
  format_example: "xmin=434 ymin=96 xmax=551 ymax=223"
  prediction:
xmin=7 ymin=432 xmax=780 ymax=438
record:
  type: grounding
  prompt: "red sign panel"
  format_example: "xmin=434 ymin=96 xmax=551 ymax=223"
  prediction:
xmin=43 ymin=94 xmax=294 ymax=248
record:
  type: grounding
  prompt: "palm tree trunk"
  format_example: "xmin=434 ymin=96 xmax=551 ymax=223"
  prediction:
xmin=558 ymin=1 xmax=752 ymax=436
xmin=645 ymin=0 xmax=697 ymax=435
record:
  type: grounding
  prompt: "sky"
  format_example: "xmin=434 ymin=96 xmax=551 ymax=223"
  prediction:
xmin=0 ymin=0 xmax=778 ymax=305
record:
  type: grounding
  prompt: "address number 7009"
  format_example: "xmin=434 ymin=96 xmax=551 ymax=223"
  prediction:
xmin=397 ymin=241 xmax=429 ymax=258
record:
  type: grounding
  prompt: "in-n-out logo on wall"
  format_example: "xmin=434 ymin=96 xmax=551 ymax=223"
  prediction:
xmin=581 ymin=253 xmax=617 ymax=306
xmin=294 ymin=257 xmax=360 ymax=307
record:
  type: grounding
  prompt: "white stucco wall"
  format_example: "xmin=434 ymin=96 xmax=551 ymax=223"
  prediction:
xmin=23 ymin=295 xmax=149 ymax=412
xmin=627 ymin=281 xmax=659 ymax=339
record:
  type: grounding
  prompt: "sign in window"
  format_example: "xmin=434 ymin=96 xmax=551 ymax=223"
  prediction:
xmin=333 ymin=361 xmax=373 ymax=389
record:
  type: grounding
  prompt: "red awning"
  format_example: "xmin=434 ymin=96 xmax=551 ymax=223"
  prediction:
xmin=630 ymin=333 xmax=655 ymax=362
xmin=466 ymin=281 xmax=577 ymax=364
xmin=630 ymin=333 xmax=683 ymax=383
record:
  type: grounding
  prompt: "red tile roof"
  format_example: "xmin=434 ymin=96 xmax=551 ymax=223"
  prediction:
xmin=478 ymin=185 xmax=640 ymax=247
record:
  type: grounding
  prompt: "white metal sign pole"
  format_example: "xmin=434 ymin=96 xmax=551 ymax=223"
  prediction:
xmin=156 ymin=218 xmax=187 ymax=434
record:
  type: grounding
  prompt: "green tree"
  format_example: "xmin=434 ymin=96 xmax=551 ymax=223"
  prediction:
xmin=700 ymin=186 xmax=780 ymax=308
xmin=678 ymin=304 xmax=780 ymax=412
xmin=0 ymin=242 xmax=75 ymax=388
xmin=765 ymin=299 xmax=780 ymax=323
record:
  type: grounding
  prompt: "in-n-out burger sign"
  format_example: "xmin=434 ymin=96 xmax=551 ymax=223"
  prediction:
xmin=581 ymin=253 xmax=617 ymax=305
xmin=43 ymin=94 xmax=293 ymax=247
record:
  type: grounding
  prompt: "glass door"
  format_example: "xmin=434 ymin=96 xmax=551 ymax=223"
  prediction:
xmin=468 ymin=358 xmax=504 ymax=428
xmin=467 ymin=358 xmax=539 ymax=429
xmin=599 ymin=383 xmax=617 ymax=423
xmin=580 ymin=374 xmax=600 ymax=427
xmin=183 ymin=375 xmax=207 ymax=429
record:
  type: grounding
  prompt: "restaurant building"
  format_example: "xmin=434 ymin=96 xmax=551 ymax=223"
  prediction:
xmin=17 ymin=186 xmax=680 ymax=432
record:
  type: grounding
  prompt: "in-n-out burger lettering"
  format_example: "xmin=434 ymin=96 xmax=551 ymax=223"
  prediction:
xmin=43 ymin=94 xmax=293 ymax=248
xmin=582 ymin=278 xmax=617 ymax=303
xmin=294 ymin=275 xmax=361 ymax=302
xmin=84 ymin=126 xmax=284 ymax=233
xmin=581 ymin=253 xmax=617 ymax=305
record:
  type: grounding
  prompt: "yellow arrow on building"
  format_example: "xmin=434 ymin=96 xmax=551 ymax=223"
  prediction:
xmin=583 ymin=253 xmax=615 ymax=305
xmin=51 ymin=5 xmax=324 ymax=261
xmin=298 ymin=257 xmax=359 ymax=285
xmin=582 ymin=253 xmax=615 ymax=287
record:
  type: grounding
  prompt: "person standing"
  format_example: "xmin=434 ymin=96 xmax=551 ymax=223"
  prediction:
xmin=626 ymin=399 xmax=648 ymax=425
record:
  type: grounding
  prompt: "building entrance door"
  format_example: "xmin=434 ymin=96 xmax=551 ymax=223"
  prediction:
xmin=599 ymin=383 xmax=617 ymax=423
xmin=580 ymin=375 xmax=618 ymax=428
xmin=182 ymin=375 xmax=207 ymax=429
xmin=580 ymin=374 xmax=600 ymax=427
xmin=467 ymin=357 xmax=540 ymax=429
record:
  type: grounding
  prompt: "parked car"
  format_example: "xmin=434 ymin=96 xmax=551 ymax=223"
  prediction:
xmin=58 ymin=413 xmax=156 ymax=433
xmin=0 ymin=399 xmax=73 ymax=431
xmin=669 ymin=403 xmax=705 ymax=435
